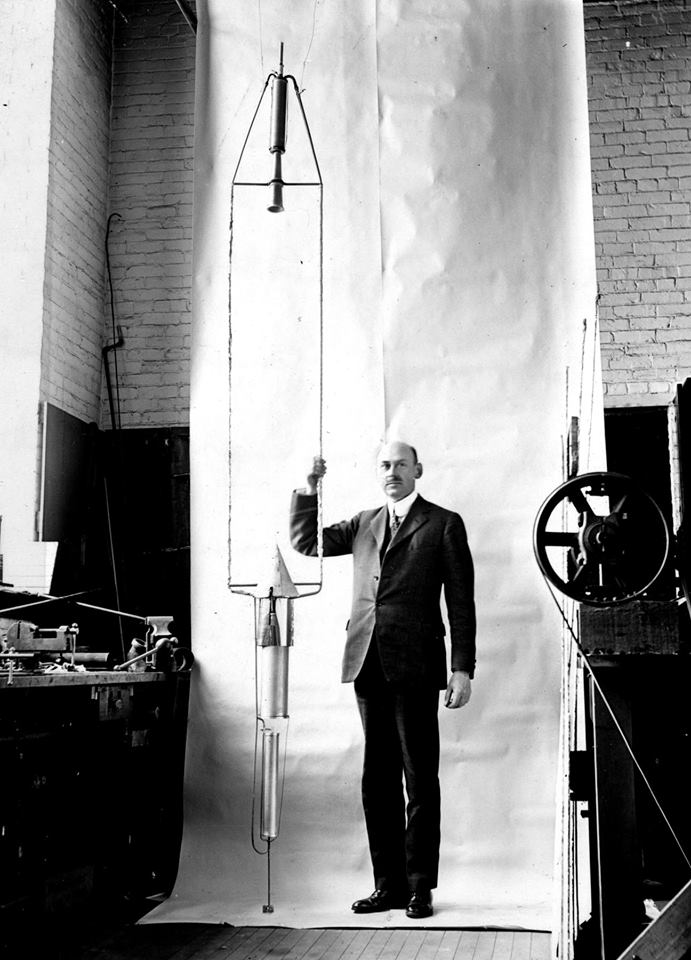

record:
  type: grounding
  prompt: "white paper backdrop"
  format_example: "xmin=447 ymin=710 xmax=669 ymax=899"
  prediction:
xmin=146 ymin=0 xmax=602 ymax=932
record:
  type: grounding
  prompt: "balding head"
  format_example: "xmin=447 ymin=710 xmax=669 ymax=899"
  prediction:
xmin=376 ymin=440 xmax=423 ymax=501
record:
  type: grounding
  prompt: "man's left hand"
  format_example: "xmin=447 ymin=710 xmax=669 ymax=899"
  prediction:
xmin=444 ymin=670 xmax=471 ymax=709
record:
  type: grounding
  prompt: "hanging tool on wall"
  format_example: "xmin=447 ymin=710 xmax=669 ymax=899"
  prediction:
xmin=228 ymin=44 xmax=324 ymax=914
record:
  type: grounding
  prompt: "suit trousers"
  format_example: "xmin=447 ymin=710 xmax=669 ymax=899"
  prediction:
xmin=354 ymin=639 xmax=441 ymax=893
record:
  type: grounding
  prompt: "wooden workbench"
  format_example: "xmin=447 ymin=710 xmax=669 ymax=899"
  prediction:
xmin=0 ymin=669 xmax=190 ymax=954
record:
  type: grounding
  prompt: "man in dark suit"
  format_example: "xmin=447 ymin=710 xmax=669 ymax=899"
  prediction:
xmin=290 ymin=440 xmax=476 ymax=919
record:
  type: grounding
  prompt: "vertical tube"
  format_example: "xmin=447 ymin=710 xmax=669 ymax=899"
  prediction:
xmin=268 ymin=70 xmax=288 ymax=213
xmin=260 ymin=645 xmax=289 ymax=719
xmin=260 ymin=727 xmax=280 ymax=840
xmin=268 ymin=154 xmax=284 ymax=213
xmin=269 ymin=76 xmax=288 ymax=153
xmin=255 ymin=593 xmax=292 ymax=844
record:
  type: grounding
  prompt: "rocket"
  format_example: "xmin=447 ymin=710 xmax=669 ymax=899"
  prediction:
xmin=254 ymin=545 xmax=299 ymax=844
xmin=228 ymin=43 xmax=324 ymax=911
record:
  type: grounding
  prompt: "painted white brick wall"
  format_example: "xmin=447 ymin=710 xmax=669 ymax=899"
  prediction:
xmin=103 ymin=0 xmax=195 ymax=428
xmin=41 ymin=0 xmax=112 ymax=423
xmin=585 ymin=1 xmax=691 ymax=407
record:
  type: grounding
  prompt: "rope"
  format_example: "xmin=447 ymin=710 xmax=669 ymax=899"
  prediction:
xmin=316 ymin=123 xmax=325 ymax=580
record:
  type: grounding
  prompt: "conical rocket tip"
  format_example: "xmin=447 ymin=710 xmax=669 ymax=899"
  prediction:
xmin=255 ymin=544 xmax=299 ymax=599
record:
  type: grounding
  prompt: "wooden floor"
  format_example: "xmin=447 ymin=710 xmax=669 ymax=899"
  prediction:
xmin=74 ymin=924 xmax=552 ymax=960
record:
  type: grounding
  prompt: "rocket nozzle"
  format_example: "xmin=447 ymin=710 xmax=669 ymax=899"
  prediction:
xmin=268 ymin=154 xmax=284 ymax=214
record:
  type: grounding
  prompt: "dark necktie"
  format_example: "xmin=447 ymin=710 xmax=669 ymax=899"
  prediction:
xmin=379 ymin=512 xmax=397 ymax=562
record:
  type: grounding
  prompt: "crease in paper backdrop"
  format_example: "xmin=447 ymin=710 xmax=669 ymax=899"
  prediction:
xmin=146 ymin=0 xmax=604 ymax=931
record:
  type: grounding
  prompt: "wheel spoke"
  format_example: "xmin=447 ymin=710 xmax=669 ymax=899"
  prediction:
xmin=542 ymin=532 xmax=580 ymax=547
xmin=534 ymin=471 xmax=670 ymax=605
xmin=568 ymin=487 xmax=596 ymax=520
xmin=609 ymin=494 xmax=630 ymax=515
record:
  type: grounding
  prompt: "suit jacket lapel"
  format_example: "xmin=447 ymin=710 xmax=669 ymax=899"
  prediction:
xmin=386 ymin=496 xmax=430 ymax=553
xmin=369 ymin=506 xmax=388 ymax=556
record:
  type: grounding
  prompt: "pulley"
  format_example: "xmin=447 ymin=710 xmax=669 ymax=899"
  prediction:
xmin=533 ymin=471 xmax=671 ymax=605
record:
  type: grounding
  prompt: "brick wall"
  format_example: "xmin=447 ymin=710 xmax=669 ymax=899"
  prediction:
xmin=41 ymin=0 xmax=113 ymax=423
xmin=585 ymin=1 xmax=691 ymax=408
xmin=104 ymin=0 xmax=195 ymax=428
xmin=39 ymin=5 xmax=691 ymax=424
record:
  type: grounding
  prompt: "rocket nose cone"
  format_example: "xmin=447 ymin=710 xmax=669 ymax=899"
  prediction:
xmin=255 ymin=544 xmax=299 ymax=599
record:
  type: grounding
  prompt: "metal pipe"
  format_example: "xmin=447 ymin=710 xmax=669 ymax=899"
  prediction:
xmin=260 ymin=727 xmax=280 ymax=841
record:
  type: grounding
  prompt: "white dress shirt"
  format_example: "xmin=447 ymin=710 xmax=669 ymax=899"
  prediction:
xmin=389 ymin=489 xmax=418 ymax=529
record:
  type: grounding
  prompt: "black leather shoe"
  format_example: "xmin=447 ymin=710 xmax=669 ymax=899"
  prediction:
xmin=351 ymin=888 xmax=408 ymax=913
xmin=406 ymin=890 xmax=433 ymax=919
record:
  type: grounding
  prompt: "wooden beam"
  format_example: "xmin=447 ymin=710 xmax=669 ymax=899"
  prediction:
xmin=616 ymin=878 xmax=691 ymax=960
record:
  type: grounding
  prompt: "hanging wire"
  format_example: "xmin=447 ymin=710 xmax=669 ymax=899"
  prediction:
xmin=315 ymin=131 xmax=325 ymax=570
xmin=173 ymin=0 xmax=197 ymax=34
xmin=105 ymin=212 xmax=123 ymax=431
xmin=103 ymin=477 xmax=127 ymax=661
xmin=228 ymin=67 xmax=324 ymax=596
xmin=545 ymin=578 xmax=691 ymax=874
xmin=587 ymin=299 xmax=601 ymax=469
xmin=556 ymin=474 xmax=580 ymax=960
xmin=257 ymin=0 xmax=265 ymax=76
xmin=250 ymin=599 xmax=269 ymax=857
xmin=578 ymin=318 xmax=587 ymax=429
xmin=299 ymin=0 xmax=320 ymax=92
xmin=568 ymin=610 xmax=585 ymax=957
xmin=104 ymin=0 xmax=128 ymax=24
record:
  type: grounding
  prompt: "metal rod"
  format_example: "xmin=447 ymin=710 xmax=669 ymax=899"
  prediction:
xmin=73 ymin=600 xmax=146 ymax=622
xmin=0 ymin=590 xmax=94 ymax=617
xmin=232 ymin=181 xmax=322 ymax=187
xmin=230 ymin=582 xmax=321 ymax=588
xmin=263 ymin=841 xmax=274 ymax=913
xmin=173 ymin=0 xmax=197 ymax=33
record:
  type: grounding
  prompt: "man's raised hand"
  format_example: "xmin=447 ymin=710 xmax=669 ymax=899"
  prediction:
xmin=306 ymin=456 xmax=327 ymax=495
